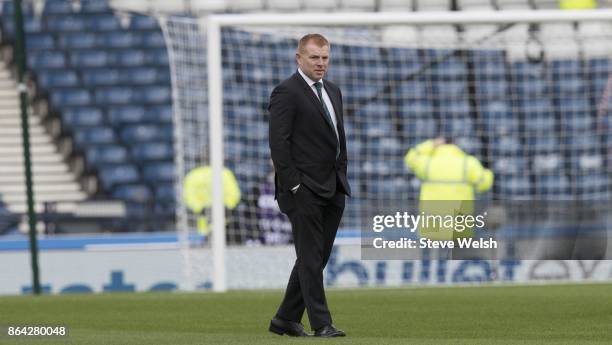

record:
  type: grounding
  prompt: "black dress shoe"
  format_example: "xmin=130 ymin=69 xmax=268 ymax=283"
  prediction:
xmin=269 ymin=317 xmax=311 ymax=337
xmin=314 ymin=325 xmax=346 ymax=337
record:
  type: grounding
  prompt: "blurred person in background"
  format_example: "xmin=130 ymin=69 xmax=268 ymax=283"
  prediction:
xmin=183 ymin=165 xmax=240 ymax=236
xmin=404 ymin=137 xmax=494 ymax=242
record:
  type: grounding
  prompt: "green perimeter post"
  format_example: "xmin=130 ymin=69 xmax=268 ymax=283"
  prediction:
xmin=13 ymin=0 xmax=40 ymax=295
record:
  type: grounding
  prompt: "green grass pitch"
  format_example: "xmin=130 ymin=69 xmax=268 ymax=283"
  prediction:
xmin=1 ymin=283 xmax=611 ymax=344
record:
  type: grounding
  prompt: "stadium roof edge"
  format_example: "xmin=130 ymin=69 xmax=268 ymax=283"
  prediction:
xmin=206 ymin=9 xmax=612 ymax=26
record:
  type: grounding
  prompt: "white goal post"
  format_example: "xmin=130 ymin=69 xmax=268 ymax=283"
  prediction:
xmin=162 ymin=9 xmax=612 ymax=292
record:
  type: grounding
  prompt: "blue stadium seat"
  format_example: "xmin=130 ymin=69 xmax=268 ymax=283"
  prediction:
xmin=70 ymin=50 xmax=112 ymax=68
xmin=115 ymin=50 xmax=146 ymax=67
xmin=424 ymin=52 xmax=467 ymax=79
xmin=481 ymin=103 xmax=517 ymax=135
xmin=434 ymin=80 xmax=467 ymax=98
xmin=80 ymin=0 xmax=112 ymax=14
xmin=118 ymin=67 xmax=156 ymax=84
xmin=28 ymin=51 xmax=66 ymax=69
xmin=238 ymin=121 xmax=265 ymax=141
xmin=222 ymin=28 xmax=254 ymax=45
xmin=226 ymin=104 xmax=258 ymax=121
xmin=95 ymin=87 xmax=134 ymax=105
xmin=224 ymin=140 xmax=243 ymax=160
xmin=343 ymin=84 xmax=378 ymax=103
xmin=58 ymin=32 xmax=97 ymax=48
xmin=512 ymin=61 xmax=548 ymax=96
xmin=146 ymin=105 xmax=173 ymax=123
xmin=43 ymin=0 xmax=73 ymax=14
xmin=438 ymin=99 xmax=470 ymax=116
xmin=26 ymin=34 xmax=55 ymax=50
xmin=144 ymin=49 xmax=169 ymax=66
xmin=108 ymin=106 xmax=146 ymax=124
xmin=98 ymin=164 xmax=140 ymax=189
xmin=343 ymin=45 xmax=382 ymax=62
xmin=565 ymin=135 xmax=599 ymax=152
xmin=100 ymin=31 xmax=140 ymax=48
xmin=131 ymin=142 xmax=174 ymax=162
xmin=394 ymin=79 xmax=427 ymax=100
xmin=558 ymin=98 xmax=593 ymax=131
xmin=475 ymin=80 xmax=508 ymax=100
xmin=492 ymin=157 xmax=527 ymax=175
xmin=120 ymin=124 xmax=172 ymax=143
xmin=154 ymin=183 xmax=175 ymax=202
xmin=50 ymin=89 xmax=92 ymax=107
xmin=480 ymin=100 xmax=511 ymax=118
xmin=37 ymin=70 xmax=79 ymax=88
xmin=402 ymin=117 xmax=437 ymax=138
xmin=532 ymin=153 xmax=563 ymax=174
xmin=496 ymin=174 xmax=530 ymax=197
xmin=550 ymin=59 xmax=584 ymax=95
xmin=490 ymin=135 xmax=521 ymax=155
xmin=569 ymin=153 xmax=603 ymax=172
xmin=85 ymin=145 xmax=129 ymax=167
xmin=363 ymin=137 xmax=402 ymax=156
xmin=588 ymin=58 xmax=610 ymax=94
xmin=398 ymin=100 xmax=434 ymax=119
xmin=441 ymin=116 xmax=474 ymax=137
xmin=471 ymin=50 xmax=506 ymax=73
xmin=352 ymin=65 xmax=388 ymax=83
xmin=138 ymin=86 xmax=171 ymax=104
xmin=44 ymin=15 xmax=86 ymax=31
xmin=130 ymin=15 xmax=160 ymax=30
xmin=3 ymin=18 xmax=42 ymax=40
xmin=363 ymin=118 xmax=394 ymax=139
xmin=386 ymin=47 xmax=421 ymax=80
xmin=553 ymin=76 xmax=585 ymax=96
xmin=533 ymin=174 xmax=571 ymax=198
xmin=86 ymin=15 xmax=121 ymax=31
xmin=356 ymin=101 xmax=390 ymax=119
xmin=81 ymin=68 xmax=121 ymax=86
xmin=325 ymin=64 xmax=352 ymax=83
xmin=520 ymin=99 xmax=555 ymax=132
xmin=362 ymin=159 xmax=397 ymax=177
xmin=2 ymin=1 xmax=34 ymax=16
xmin=223 ymin=85 xmax=249 ymax=103
xmin=112 ymin=184 xmax=153 ymax=203
xmin=366 ymin=177 xmax=413 ymax=196
xmin=575 ymin=172 xmax=609 ymax=199
xmin=73 ymin=126 xmax=116 ymax=146
xmin=140 ymin=31 xmax=165 ymax=48
xmin=143 ymin=162 xmax=175 ymax=183
xmin=454 ymin=137 xmax=481 ymax=156
xmin=62 ymin=107 xmax=105 ymax=127
xmin=514 ymin=78 xmax=547 ymax=97
xmin=525 ymin=135 xmax=559 ymax=154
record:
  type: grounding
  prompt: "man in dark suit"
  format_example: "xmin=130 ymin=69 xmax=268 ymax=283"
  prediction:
xmin=268 ymin=33 xmax=351 ymax=338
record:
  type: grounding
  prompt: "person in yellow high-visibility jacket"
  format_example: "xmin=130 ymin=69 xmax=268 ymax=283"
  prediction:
xmin=559 ymin=0 xmax=597 ymax=10
xmin=404 ymin=137 xmax=494 ymax=241
xmin=183 ymin=166 xmax=241 ymax=235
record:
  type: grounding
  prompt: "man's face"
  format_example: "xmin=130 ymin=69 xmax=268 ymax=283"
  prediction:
xmin=296 ymin=41 xmax=329 ymax=81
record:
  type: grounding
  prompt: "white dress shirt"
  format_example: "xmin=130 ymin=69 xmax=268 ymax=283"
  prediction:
xmin=297 ymin=68 xmax=339 ymax=139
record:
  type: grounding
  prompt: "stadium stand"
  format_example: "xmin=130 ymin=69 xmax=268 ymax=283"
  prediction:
xmin=0 ymin=0 xmax=609 ymax=237
xmin=0 ymin=0 xmax=173 ymax=232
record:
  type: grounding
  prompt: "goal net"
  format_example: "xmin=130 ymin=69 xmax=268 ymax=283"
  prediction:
xmin=161 ymin=11 xmax=612 ymax=290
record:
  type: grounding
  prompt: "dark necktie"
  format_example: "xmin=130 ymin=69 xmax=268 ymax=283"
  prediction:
xmin=314 ymin=82 xmax=340 ymax=159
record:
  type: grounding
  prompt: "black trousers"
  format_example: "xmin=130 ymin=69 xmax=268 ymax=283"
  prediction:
xmin=275 ymin=186 xmax=345 ymax=330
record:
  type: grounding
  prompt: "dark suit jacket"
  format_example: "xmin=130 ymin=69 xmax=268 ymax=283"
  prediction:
xmin=268 ymin=72 xmax=351 ymax=212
